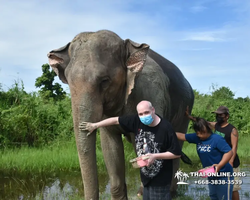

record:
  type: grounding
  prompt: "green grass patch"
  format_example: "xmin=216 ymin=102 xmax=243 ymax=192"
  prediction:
xmin=0 ymin=139 xmax=79 ymax=174
xmin=0 ymin=134 xmax=249 ymax=175
xmin=0 ymin=136 xmax=136 ymax=175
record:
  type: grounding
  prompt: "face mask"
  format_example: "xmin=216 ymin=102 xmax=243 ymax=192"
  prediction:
xmin=216 ymin=116 xmax=224 ymax=124
xmin=139 ymin=114 xmax=154 ymax=125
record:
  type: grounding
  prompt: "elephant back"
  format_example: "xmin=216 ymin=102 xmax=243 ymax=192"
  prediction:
xmin=148 ymin=49 xmax=194 ymax=132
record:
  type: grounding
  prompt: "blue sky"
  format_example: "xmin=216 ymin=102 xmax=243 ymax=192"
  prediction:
xmin=0 ymin=0 xmax=249 ymax=98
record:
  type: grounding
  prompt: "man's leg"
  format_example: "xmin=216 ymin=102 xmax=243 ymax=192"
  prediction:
xmin=232 ymin=167 xmax=241 ymax=200
xmin=232 ymin=191 xmax=240 ymax=200
xmin=143 ymin=186 xmax=149 ymax=200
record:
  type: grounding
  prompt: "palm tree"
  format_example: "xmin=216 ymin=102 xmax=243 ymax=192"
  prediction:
xmin=183 ymin=173 xmax=189 ymax=182
xmin=175 ymin=170 xmax=183 ymax=181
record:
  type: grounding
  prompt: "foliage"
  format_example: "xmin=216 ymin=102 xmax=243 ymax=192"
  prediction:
xmin=0 ymin=81 xmax=73 ymax=147
xmin=35 ymin=64 xmax=66 ymax=101
xmin=210 ymin=84 xmax=235 ymax=99
xmin=0 ymin=79 xmax=249 ymax=148
xmin=188 ymin=86 xmax=250 ymax=135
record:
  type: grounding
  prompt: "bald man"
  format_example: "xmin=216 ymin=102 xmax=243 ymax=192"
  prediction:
xmin=79 ymin=100 xmax=181 ymax=200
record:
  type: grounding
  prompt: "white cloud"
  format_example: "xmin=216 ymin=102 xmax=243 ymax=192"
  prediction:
xmin=185 ymin=35 xmax=223 ymax=42
xmin=181 ymin=48 xmax=212 ymax=51
xmin=181 ymin=31 xmax=226 ymax=42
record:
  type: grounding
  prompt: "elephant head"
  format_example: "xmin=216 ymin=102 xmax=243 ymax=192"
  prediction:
xmin=47 ymin=30 xmax=149 ymax=199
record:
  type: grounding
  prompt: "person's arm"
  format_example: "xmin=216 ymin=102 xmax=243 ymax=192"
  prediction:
xmin=146 ymin=151 xmax=181 ymax=166
xmin=176 ymin=132 xmax=187 ymax=141
xmin=229 ymin=128 xmax=239 ymax=166
xmin=186 ymin=114 xmax=197 ymax=122
xmin=187 ymin=114 xmax=215 ymax=130
xmin=185 ymin=107 xmax=196 ymax=122
xmin=208 ymin=121 xmax=216 ymax=130
xmin=79 ymin=117 xmax=119 ymax=135
xmin=185 ymin=106 xmax=216 ymax=130
xmin=213 ymin=150 xmax=233 ymax=172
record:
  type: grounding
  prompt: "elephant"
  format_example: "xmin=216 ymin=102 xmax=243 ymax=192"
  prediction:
xmin=47 ymin=30 xmax=194 ymax=200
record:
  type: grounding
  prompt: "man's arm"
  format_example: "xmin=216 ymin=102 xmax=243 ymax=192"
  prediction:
xmin=208 ymin=121 xmax=216 ymax=130
xmin=79 ymin=117 xmax=119 ymax=135
xmin=230 ymin=128 xmax=239 ymax=166
xmin=185 ymin=107 xmax=196 ymax=122
xmin=185 ymin=106 xmax=216 ymax=130
xmin=146 ymin=151 xmax=181 ymax=166
xmin=152 ymin=151 xmax=181 ymax=159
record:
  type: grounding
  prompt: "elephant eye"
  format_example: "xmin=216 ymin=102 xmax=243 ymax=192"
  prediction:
xmin=100 ymin=77 xmax=111 ymax=89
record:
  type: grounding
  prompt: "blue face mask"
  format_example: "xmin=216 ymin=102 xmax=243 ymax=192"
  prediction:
xmin=139 ymin=114 xmax=154 ymax=125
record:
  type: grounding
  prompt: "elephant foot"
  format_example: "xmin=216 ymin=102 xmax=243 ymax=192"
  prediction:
xmin=137 ymin=185 xmax=143 ymax=197
xmin=171 ymin=190 xmax=178 ymax=199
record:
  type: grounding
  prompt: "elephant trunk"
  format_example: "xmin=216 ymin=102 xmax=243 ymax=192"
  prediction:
xmin=71 ymin=91 xmax=103 ymax=200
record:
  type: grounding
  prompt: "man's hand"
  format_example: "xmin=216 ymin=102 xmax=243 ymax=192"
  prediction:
xmin=79 ymin=122 xmax=98 ymax=136
xmin=145 ymin=153 xmax=156 ymax=167
xmin=185 ymin=106 xmax=190 ymax=117
xmin=185 ymin=106 xmax=196 ymax=121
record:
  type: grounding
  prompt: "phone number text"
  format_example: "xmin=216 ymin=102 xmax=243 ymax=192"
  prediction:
xmin=194 ymin=180 xmax=242 ymax=185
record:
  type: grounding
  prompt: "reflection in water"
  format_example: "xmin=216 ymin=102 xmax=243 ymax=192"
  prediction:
xmin=0 ymin=163 xmax=249 ymax=199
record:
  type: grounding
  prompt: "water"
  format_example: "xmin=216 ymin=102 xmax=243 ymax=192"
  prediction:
xmin=0 ymin=163 xmax=249 ymax=199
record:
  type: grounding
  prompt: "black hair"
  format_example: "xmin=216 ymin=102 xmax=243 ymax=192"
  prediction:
xmin=193 ymin=117 xmax=212 ymax=134
xmin=216 ymin=112 xmax=229 ymax=116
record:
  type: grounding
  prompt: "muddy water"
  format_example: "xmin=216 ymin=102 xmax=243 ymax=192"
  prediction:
xmin=1 ymin=163 xmax=250 ymax=199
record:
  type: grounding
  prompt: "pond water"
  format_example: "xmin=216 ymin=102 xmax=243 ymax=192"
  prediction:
xmin=1 ymin=162 xmax=250 ymax=199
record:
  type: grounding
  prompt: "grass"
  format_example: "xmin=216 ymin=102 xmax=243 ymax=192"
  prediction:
xmin=0 ymin=134 xmax=249 ymax=175
xmin=0 ymin=135 xmax=136 ymax=175
xmin=0 ymin=139 xmax=79 ymax=174
xmin=0 ymin=135 xmax=249 ymax=200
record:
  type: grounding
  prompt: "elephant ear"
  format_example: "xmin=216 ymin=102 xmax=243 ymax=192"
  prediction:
xmin=124 ymin=39 xmax=150 ymax=103
xmin=47 ymin=43 xmax=71 ymax=84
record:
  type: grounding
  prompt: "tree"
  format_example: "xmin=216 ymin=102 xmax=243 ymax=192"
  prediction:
xmin=35 ymin=64 xmax=66 ymax=101
xmin=211 ymin=85 xmax=235 ymax=99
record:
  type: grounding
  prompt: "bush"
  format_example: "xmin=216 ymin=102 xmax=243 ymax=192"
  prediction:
xmin=0 ymin=81 xmax=73 ymax=147
xmin=0 ymin=80 xmax=249 ymax=148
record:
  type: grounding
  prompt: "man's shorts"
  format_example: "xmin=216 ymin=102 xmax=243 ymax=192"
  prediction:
xmin=233 ymin=167 xmax=241 ymax=191
xmin=143 ymin=185 xmax=171 ymax=200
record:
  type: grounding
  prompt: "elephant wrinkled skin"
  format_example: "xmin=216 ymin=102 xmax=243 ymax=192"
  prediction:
xmin=47 ymin=30 xmax=194 ymax=200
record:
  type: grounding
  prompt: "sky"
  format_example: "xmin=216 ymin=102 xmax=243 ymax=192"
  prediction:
xmin=0 ymin=0 xmax=249 ymax=98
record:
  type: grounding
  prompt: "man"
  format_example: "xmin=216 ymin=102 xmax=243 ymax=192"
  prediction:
xmin=79 ymin=100 xmax=181 ymax=200
xmin=187 ymin=106 xmax=241 ymax=200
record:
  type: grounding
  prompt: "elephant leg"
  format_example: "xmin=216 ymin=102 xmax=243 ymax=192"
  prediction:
xmin=100 ymin=127 xmax=128 ymax=200
xmin=137 ymin=183 xmax=143 ymax=196
xmin=171 ymin=158 xmax=180 ymax=197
